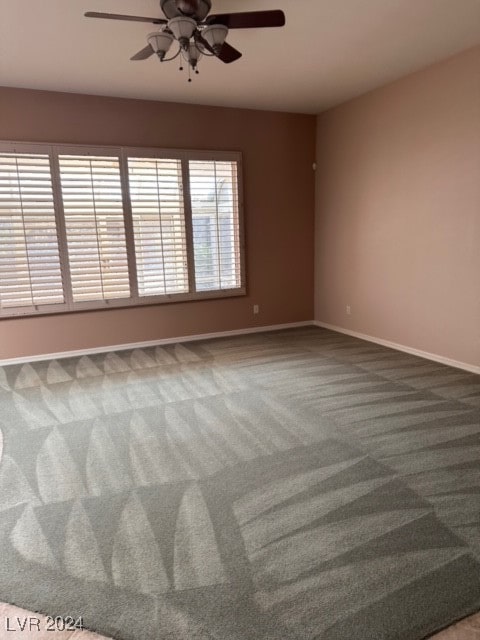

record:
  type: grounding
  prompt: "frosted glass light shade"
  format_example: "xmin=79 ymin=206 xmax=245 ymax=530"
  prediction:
xmin=202 ymin=24 xmax=228 ymax=49
xmin=182 ymin=43 xmax=202 ymax=64
xmin=147 ymin=31 xmax=174 ymax=54
xmin=168 ymin=16 xmax=197 ymax=41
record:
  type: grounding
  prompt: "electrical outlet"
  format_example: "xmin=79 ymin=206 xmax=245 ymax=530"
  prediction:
xmin=346 ymin=305 xmax=351 ymax=316
xmin=253 ymin=305 xmax=260 ymax=315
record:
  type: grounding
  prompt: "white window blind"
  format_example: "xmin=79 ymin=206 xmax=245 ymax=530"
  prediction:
xmin=127 ymin=157 xmax=188 ymax=296
xmin=58 ymin=154 xmax=130 ymax=302
xmin=0 ymin=143 xmax=244 ymax=318
xmin=0 ymin=152 xmax=64 ymax=309
xmin=189 ymin=160 xmax=241 ymax=292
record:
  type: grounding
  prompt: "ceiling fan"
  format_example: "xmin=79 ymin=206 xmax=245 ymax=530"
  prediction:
xmin=85 ymin=1 xmax=286 ymax=80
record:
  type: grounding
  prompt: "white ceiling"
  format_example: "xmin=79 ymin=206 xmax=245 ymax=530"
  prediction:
xmin=1 ymin=0 xmax=479 ymax=114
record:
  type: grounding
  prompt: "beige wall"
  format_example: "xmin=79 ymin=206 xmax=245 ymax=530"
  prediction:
xmin=0 ymin=88 xmax=315 ymax=359
xmin=315 ymin=46 xmax=480 ymax=368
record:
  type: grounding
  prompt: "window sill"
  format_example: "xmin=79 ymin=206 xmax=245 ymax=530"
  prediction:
xmin=0 ymin=287 xmax=247 ymax=320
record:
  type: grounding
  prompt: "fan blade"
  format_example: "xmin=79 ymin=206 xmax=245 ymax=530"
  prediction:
xmin=85 ymin=11 xmax=166 ymax=25
xmin=206 ymin=10 xmax=285 ymax=29
xmin=218 ymin=42 xmax=242 ymax=64
xmin=130 ymin=45 xmax=155 ymax=61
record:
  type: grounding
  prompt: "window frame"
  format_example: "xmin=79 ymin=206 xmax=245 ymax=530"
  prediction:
xmin=0 ymin=141 xmax=246 ymax=319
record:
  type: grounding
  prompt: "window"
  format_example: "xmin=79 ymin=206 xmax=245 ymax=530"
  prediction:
xmin=127 ymin=157 xmax=188 ymax=297
xmin=59 ymin=154 xmax=130 ymax=303
xmin=0 ymin=151 xmax=64 ymax=310
xmin=190 ymin=160 xmax=241 ymax=292
xmin=0 ymin=143 xmax=244 ymax=317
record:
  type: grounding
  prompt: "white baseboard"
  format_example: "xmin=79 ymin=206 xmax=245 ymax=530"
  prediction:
xmin=3 ymin=320 xmax=478 ymax=374
xmin=313 ymin=321 xmax=480 ymax=375
xmin=0 ymin=321 xmax=314 ymax=366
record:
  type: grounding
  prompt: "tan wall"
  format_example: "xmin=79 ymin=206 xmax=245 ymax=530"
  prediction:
xmin=315 ymin=46 xmax=480 ymax=368
xmin=0 ymin=88 xmax=315 ymax=359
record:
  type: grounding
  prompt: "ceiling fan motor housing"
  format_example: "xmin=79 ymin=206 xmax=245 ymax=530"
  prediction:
xmin=160 ymin=0 xmax=212 ymax=21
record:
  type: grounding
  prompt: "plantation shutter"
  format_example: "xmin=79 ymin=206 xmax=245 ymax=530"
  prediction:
xmin=0 ymin=143 xmax=244 ymax=319
xmin=58 ymin=154 xmax=130 ymax=303
xmin=0 ymin=151 xmax=64 ymax=310
xmin=189 ymin=160 xmax=241 ymax=292
xmin=127 ymin=157 xmax=188 ymax=296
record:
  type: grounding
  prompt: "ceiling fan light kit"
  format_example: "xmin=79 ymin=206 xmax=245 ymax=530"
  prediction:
xmin=85 ymin=1 xmax=286 ymax=81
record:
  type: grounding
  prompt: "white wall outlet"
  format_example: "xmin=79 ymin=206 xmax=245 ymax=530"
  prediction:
xmin=253 ymin=304 xmax=260 ymax=315
xmin=346 ymin=305 xmax=352 ymax=316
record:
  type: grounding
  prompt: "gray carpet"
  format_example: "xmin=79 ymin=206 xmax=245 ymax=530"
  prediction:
xmin=0 ymin=326 xmax=479 ymax=640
